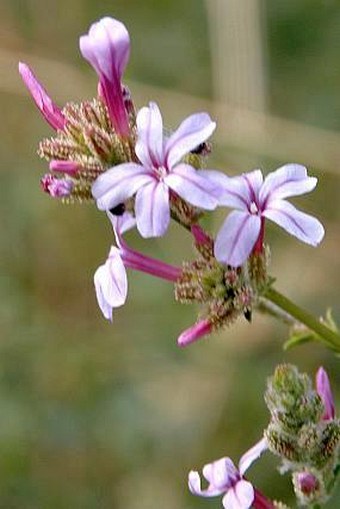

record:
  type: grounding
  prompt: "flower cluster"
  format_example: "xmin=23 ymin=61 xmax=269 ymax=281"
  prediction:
xmin=19 ymin=15 xmax=339 ymax=508
xmin=19 ymin=16 xmax=325 ymax=348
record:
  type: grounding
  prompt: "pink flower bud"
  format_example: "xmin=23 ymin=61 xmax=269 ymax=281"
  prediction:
xmin=49 ymin=160 xmax=80 ymax=176
xmin=316 ymin=366 xmax=335 ymax=420
xmin=40 ymin=174 xmax=73 ymax=198
xmin=80 ymin=17 xmax=130 ymax=137
xmin=18 ymin=62 xmax=65 ymax=131
xmin=296 ymin=472 xmax=319 ymax=495
xmin=177 ymin=319 xmax=212 ymax=347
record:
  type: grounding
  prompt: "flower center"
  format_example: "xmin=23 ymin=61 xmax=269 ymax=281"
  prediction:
xmin=250 ymin=201 xmax=259 ymax=215
xmin=154 ymin=165 xmax=167 ymax=180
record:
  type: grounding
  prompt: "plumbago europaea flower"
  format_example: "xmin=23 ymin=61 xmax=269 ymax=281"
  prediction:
xmin=205 ymin=164 xmax=325 ymax=267
xmin=92 ymin=101 xmax=222 ymax=237
xmin=19 ymin=17 xmax=136 ymax=204
xmin=188 ymin=438 xmax=274 ymax=509
xmin=94 ymin=211 xmax=181 ymax=320
xmin=19 ymin=12 xmax=340 ymax=509
xmin=19 ymin=15 xmax=340 ymax=355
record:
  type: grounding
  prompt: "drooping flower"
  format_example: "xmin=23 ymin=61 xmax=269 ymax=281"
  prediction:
xmin=207 ymin=164 xmax=324 ymax=267
xmin=92 ymin=102 xmax=222 ymax=238
xmin=188 ymin=438 xmax=270 ymax=509
xmin=79 ymin=17 xmax=131 ymax=137
xmin=94 ymin=211 xmax=181 ymax=321
xmin=18 ymin=62 xmax=65 ymax=131
xmin=94 ymin=246 xmax=128 ymax=321
xmin=316 ymin=366 xmax=335 ymax=421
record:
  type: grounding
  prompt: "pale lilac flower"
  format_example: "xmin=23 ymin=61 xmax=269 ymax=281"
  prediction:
xmin=208 ymin=164 xmax=324 ymax=267
xmin=18 ymin=62 xmax=65 ymax=131
xmin=94 ymin=212 xmax=134 ymax=321
xmin=79 ymin=17 xmax=130 ymax=137
xmin=95 ymin=211 xmax=181 ymax=321
xmin=316 ymin=367 xmax=335 ymax=421
xmin=40 ymin=174 xmax=73 ymax=197
xmin=94 ymin=246 xmax=128 ymax=321
xmin=189 ymin=438 xmax=269 ymax=509
xmin=92 ymin=102 xmax=222 ymax=238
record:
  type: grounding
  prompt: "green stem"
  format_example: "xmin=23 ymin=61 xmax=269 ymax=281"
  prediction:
xmin=264 ymin=287 xmax=340 ymax=352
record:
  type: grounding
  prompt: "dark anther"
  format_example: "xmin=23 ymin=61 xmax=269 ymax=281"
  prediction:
xmin=244 ymin=309 xmax=252 ymax=322
xmin=109 ymin=203 xmax=126 ymax=216
xmin=190 ymin=142 xmax=210 ymax=155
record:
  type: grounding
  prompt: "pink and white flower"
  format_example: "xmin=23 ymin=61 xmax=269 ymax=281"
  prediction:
xmin=189 ymin=438 xmax=269 ymax=509
xmin=79 ymin=17 xmax=130 ymax=137
xmin=207 ymin=164 xmax=324 ymax=267
xmin=18 ymin=62 xmax=65 ymax=131
xmin=94 ymin=211 xmax=181 ymax=321
xmin=92 ymin=102 xmax=222 ymax=238
xmin=94 ymin=245 xmax=128 ymax=321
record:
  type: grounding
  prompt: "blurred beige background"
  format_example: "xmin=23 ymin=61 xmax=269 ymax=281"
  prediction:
xmin=0 ymin=1 xmax=340 ymax=507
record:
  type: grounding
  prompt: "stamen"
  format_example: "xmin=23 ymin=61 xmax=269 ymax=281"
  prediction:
xmin=155 ymin=165 xmax=167 ymax=180
xmin=250 ymin=201 xmax=259 ymax=214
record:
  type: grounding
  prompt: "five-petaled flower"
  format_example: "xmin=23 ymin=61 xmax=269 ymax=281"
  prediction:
xmin=207 ymin=164 xmax=324 ymax=267
xmin=188 ymin=438 xmax=269 ymax=509
xmin=79 ymin=17 xmax=131 ymax=138
xmin=92 ymin=101 xmax=222 ymax=238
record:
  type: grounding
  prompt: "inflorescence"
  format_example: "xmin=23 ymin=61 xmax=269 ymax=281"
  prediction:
xmin=19 ymin=15 xmax=338 ymax=509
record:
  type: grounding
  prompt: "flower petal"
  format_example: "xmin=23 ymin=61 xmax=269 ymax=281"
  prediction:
xmin=260 ymin=164 xmax=317 ymax=204
xmin=203 ymin=458 xmax=238 ymax=489
xmin=165 ymin=164 xmax=219 ymax=210
xmin=262 ymin=199 xmax=325 ymax=246
xmin=165 ymin=112 xmax=216 ymax=168
xmin=199 ymin=170 xmax=254 ymax=209
xmin=214 ymin=211 xmax=261 ymax=267
xmin=188 ymin=471 xmax=225 ymax=498
xmin=316 ymin=367 xmax=335 ymax=420
xmin=135 ymin=102 xmax=165 ymax=168
xmin=94 ymin=247 xmax=128 ymax=321
xmin=222 ymin=480 xmax=254 ymax=509
xmin=242 ymin=169 xmax=263 ymax=201
xmin=92 ymin=163 xmax=152 ymax=210
xmin=135 ymin=181 xmax=170 ymax=237
xmin=238 ymin=438 xmax=267 ymax=476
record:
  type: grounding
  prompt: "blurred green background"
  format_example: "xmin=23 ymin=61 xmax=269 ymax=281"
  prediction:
xmin=1 ymin=0 xmax=340 ymax=507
